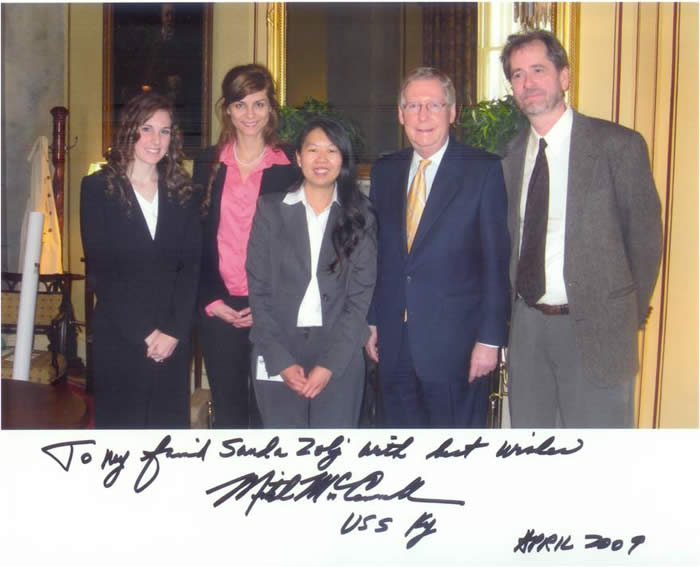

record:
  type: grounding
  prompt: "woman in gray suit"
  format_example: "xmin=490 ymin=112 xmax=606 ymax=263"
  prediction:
xmin=246 ymin=118 xmax=377 ymax=427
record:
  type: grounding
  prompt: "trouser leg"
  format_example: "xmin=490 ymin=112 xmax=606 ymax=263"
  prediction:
xmin=508 ymin=299 xmax=559 ymax=427
xmin=199 ymin=304 xmax=252 ymax=429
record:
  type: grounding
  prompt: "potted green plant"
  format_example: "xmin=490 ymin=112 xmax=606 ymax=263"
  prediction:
xmin=456 ymin=94 xmax=527 ymax=155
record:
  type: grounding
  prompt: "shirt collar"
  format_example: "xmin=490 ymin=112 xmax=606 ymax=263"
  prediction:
xmin=411 ymin=137 xmax=450 ymax=170
xmin=283 ymin=183 xmax=339 ymax=212
xmin=528 ymin=105 xmax=573 ymax=154
xmin=220 ymin=143 xmax=291 ymax=170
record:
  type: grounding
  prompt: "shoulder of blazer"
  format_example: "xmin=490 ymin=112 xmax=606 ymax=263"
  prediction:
xmin=254 ymin=191 xmax=287 ymax=228
xmin=258 ymin=190 xmax=287 ymax=209
xmin=260 ymin=162 xmax=300 ymax=195
xmin=375 ymin=146 xmax=413 ymax=166
xmin=572 ymin=110 xmax=642 ymax=148
xmin=443 ymin=137 xmax=501 ymax=163
xmin=81 ymin=170 xmax=124 ymax=207
xmin=371 ymin=147 xmax=413 ymax=179
xmin=500 ymin=126 xmax=530 ymax=160
xmin=81 ymin=170 xmax=108 ymax=192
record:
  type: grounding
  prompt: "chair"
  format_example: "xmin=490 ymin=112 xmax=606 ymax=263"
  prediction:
xmin=1 ymin=272 xmax=81 ymax=384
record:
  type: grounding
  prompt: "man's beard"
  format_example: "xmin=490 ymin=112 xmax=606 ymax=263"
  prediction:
xmin=516 ymin=88 xmax=565 ymax=117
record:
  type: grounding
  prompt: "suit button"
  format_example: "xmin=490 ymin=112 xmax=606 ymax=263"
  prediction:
xmin=322 ymin=294 xmax=329 ymax=302
xmin=407 ymin=275 xmax=412 ymax=283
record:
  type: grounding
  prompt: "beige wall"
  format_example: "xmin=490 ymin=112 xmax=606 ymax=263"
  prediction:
xmin=576 ymin=2 xmax=698 ymax=427
xmin=656 ymin=3 xmax=698 ymax=427
xmin=286 ymin=5 xmax=328 ymax=107
xmin=210 ymin=3 xmax=259 ymax=145
xmin=66 ymin=4 xmax=103 ymax=334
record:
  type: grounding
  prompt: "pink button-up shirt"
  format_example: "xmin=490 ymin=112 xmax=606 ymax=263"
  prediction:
xmin=205 ymin=144 xmax=290 ymax=315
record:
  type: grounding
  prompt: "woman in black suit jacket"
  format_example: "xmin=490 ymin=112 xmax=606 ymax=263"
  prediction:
xmin=192 ymin=64 xmax=297 ymax=428
xmin=80 ymin=92 xmax=201 ymax=428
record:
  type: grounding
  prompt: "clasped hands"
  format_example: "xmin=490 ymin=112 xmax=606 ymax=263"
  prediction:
xmin=210 ymin=302 xmax=253 ymax=328
xmin=280 ymin=364 xmax=332 ymax=399
xmin=145 ymin=329 xmax=179 ymax=363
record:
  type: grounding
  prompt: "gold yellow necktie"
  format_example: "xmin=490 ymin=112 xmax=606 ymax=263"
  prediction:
xmin=406 ymin=158 xmax=431 ymax=252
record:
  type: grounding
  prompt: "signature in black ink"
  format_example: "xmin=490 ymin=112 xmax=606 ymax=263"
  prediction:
xmin=134 ymin=435 xmax=211 ymax=493
xmin=424 ymin=436 xmax=489 ymax=460
xmin=496 ymin=434 xmax=583 ymax=458
xmin=206 ymin=469 xmax=465 ymax=515
xmin=41 ymin=439 xmax=96 ymax=471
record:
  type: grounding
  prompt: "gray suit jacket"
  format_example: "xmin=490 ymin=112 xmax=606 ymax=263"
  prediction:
xmin=501 ymin=110 xmax=662 ymax=384
xmin=246 ymin=191 xmax=377 ymax=379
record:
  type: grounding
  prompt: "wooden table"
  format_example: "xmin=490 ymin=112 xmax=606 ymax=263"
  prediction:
xmin=1 ymin=378 xmax=89 ymax=429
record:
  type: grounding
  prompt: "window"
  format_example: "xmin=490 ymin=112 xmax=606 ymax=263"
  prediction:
xmin=477 ymin=3 xmax=522 ymax=102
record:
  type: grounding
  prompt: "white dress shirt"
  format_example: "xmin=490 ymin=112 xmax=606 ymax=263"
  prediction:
xmin=283 ymin=184 xmax=339 ymax=327
xmin=405 ymin=138 xmax=449 ymax=197
xmin=133 ymin=187 xmax=159 ymax=239
xmin=519 ymin=105 xmax=573 ymax=305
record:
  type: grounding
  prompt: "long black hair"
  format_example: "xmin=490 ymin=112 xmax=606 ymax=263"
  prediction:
xmin=296 ymin=117 xmax=371 ymax=274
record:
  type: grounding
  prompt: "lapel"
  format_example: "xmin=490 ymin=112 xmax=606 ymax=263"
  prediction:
xmin=211 ymin=164 xmax=227 ymax=236
xmin=318 ymin=203 xmax=340 ymax=275
xmin=381 ymin=148 xmax=412 ymax=260
xmin=502 ymin=127 xmax=529 ymax=276
xmin=409 ymin=139 xmax=462 ymax=254
xmin=564 ymin=111 xmax=597 ymax=274
xmin=126 ymin=179 xmax=159 ymax=249
xmin=153 ymin=180 xmax=172 ymax=247
xmin=280 ymin=199 xmax=311 ymax=278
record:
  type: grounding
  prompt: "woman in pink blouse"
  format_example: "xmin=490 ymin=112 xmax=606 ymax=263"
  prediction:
xmin=193 ymin=64 xmax=297 ymax=428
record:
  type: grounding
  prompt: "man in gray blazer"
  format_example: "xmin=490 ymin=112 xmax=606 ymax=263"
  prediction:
xmin=499 ymin=30 xmax=662 ymax=427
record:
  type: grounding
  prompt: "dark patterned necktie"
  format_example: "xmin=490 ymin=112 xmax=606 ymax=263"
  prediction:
xmin=517 ymin=137 xmax=549 ymax=306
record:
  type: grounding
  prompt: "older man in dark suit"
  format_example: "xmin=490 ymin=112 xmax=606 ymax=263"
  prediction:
xmin=500 ymin=30 xmax=662 ymax=427
xmin=365 ymin=67 xmax=510 ymax=428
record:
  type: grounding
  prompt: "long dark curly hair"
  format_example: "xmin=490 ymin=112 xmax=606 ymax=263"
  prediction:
xmin=201 ymin=64 xmax=283 ymax=213
xmin=295 ymin=117 xmax=373 ymax=274
xmin=102 ymin=92 xmax=195 ymax=213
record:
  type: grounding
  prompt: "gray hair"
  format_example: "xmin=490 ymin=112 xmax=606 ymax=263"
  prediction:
xmin=500 ymin=29 xmax=569 ymax=81
xmin=399 ymin=67 xmax=456 ymax=106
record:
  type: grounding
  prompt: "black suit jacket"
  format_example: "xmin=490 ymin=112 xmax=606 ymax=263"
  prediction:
xmin=192 ymin=145 xmax=299 ymax=308
xmin=80 ymin=172 xmax=202 ymax=347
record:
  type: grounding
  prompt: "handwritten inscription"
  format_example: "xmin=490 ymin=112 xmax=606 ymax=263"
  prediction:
xmin=39 ymin=433 xmax=588 ymax=552
xmin=514 ymin=529 xmax=646 ymax=555
xmin=497 ymin=433 xmax=584 ymax=458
